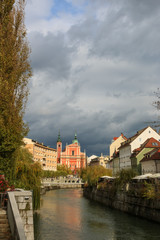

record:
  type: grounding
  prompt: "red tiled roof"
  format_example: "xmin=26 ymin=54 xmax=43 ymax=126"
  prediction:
xmin=141 ymin=148 xmax=160 ymax=162
xmin=113 ymin=133 xmax=127 ymax=142
xmin=131 ymin=148 xmax=141 ymax=158
xmin=121 ymin=133 xmax=127 ymax=140
xmin=140 ymin=137 xmax=160 ymax=148
xmin=133 ymin=147 xmax=141 ymax=152
xmin=113 ymin=137 xmax=118 ymax=141
xmin=131 ymin=138 xmax=160 ymax=158
xmin=119 ymin=126 xmax=157 ymax=150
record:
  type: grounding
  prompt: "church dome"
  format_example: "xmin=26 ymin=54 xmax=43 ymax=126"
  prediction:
xmin=72 ymin=133 xmax=79 ymax=144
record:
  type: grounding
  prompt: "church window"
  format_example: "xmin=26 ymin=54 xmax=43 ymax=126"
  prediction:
xmin=72 ymin=151 xmax=74 ymax=156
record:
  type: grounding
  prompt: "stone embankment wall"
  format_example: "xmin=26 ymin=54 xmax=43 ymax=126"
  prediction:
xmin=7 ymin=191 xmax=34 ymax=240
xmin=14 ymin=191 xmax=34 ymax=240
xmin=83 ymin=187 xmax=160 ymax=223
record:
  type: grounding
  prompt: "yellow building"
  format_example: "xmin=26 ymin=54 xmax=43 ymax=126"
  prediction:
xmin=99 ymin=153 xmax=109 ymax=168
xmin=23 ymin=138 xmax=57 ymax=171
xmin=110 ymin=133 xmax=127 ymax=159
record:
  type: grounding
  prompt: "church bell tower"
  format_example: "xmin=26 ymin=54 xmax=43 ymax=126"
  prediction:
xmin=57 ymin=131 xmax=62 ymax=164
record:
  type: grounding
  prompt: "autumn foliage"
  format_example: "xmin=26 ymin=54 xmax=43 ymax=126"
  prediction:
xmin=0 ymin=175 xmax=14 ymax=193
xmin=81 ymin=165 xmax=112 ymax=187
xmin=0 ymin=0 xmax=32 ymax=179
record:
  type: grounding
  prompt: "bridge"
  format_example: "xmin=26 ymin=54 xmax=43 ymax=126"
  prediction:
xmin=41 ymin=177 xmax=84 ymax=193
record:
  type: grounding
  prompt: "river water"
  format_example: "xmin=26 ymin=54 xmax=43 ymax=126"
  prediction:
xmin=34 ymin=189 xmax=160 ymax=240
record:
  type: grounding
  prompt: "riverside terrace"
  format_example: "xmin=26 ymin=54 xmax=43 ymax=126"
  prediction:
xmin=41 ymin=176 xmax=84 ymax=191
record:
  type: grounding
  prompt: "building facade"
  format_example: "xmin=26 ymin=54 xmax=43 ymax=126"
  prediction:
xmin=23 ymin=138 xmax=57 ymax=171
xmin=89 ymin=154 xmax=109 ymax=168
xmin=57 ymin=133 xmax=86 ymax=172
xmin=112 ymin=151 xmax=120 ymax=175
xmin=87 ymin=155 xmax=98 ymax=165
xmin=99 ymin=154 xmax=109 ymax=168
xmin=110 ymin=133 xmax=127 ymax=159
xmin=119 ymin=126 xmax=160 ymax=170
xmin=131 ymin=137 xmax=160 ymax=174
xmin=141 ymin=148 xmax=160 ymax=174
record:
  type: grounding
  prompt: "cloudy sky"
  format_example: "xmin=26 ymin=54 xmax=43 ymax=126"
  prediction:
xmin=24 ymin=0 xmax=160 ymax=156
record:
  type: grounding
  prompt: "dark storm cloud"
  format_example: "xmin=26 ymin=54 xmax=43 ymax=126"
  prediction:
xmin=25 ymin=0 xmax=160 ymax=156
xmin=122 ymin=0 xmax=160 ymax=21
xmin=69 ymin=0 xmax=160 ymax=63
xmin=25 ymin=93 xmax=153 ymax=156
xmin=29 ymin=31 xmax=74 ymax=80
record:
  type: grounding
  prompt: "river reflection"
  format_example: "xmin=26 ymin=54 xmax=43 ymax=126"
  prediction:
xmin=34 ymin=189 xmax=160 ymax=240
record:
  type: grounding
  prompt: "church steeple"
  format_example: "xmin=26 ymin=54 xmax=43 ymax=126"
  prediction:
xmin=72 ymin=132 xmax=78 ymax=144
xmin=57 ymin=131 xmax=62 ymax=164
xmin=57 ymin=131 xmax=61 ymax=142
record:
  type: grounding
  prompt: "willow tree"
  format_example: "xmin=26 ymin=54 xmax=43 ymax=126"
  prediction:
xmin=0 ymin=0 xmax=32 ymax=180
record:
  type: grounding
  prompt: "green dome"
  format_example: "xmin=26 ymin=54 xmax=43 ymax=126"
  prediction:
xmin=72 ymin=133 xmax=78 ymax=144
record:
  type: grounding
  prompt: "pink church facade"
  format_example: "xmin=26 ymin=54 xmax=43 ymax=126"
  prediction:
xmin=57 ymin=133 xmax=86 ymax=172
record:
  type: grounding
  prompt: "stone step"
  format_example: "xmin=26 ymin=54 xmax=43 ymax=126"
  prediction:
xmin=0 ymin=226 xmax=10 ymax=233
xmin=0 ymin=232 xmax=12 ymax=240
xmin=0 ymin=215 xmax=7 ymax=220
xmin=0 ymin=209 xmax=7 ymax=215
xmin=0 ymin=222 xmax=8 ymax=228
xmin=0 ymin=218 xmax=8 ymax=224
xmin=0 ymin=209 xmax=12 ymax=239
xmin=0 ymin=211 xmax=7 ymax=220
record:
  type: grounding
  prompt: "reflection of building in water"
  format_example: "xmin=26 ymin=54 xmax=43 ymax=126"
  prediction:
xmin=56 ymin=190 xmax=82 ymax=227
xmin=57 ymin=133 xmax=86 ymax=171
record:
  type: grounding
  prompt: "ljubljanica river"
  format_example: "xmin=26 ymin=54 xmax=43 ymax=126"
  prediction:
xmin=34 ymin=189 xmax=160 ymax=240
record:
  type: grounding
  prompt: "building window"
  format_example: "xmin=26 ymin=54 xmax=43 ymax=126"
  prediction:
xmin=152 ymin=142 xmax=158 ymax=146
xmin=72 ymin=151 xmax=74 ymax=156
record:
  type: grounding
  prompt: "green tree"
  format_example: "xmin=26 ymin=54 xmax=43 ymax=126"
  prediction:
xmin=56 ymin=165 xmax=72 ymax=176
xmin=115 ymin=168 xmax=137 ymax=188
xmin=42 ymin=165 xmax=72 ymax=178
xmin=14 ymin=148 xmax=42 ymax=210
xmin=81 ymin=165 xmax=112 ymax=187
xmin=0 ymin=0 xmax=31 ymax=180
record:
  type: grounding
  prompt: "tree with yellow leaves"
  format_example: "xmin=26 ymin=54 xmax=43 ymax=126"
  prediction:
xmin=0 ymin=0 xmax=32 ymax=180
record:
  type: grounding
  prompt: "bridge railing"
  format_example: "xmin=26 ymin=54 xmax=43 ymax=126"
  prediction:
xmin=42 ymin=177 xmax=84 ymax=185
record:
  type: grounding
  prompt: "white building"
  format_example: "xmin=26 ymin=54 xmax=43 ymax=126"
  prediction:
xmin=87 ymin=155 xmax=98 ymax=165
xmin=119 ymin=126 xmax=160 ymax=170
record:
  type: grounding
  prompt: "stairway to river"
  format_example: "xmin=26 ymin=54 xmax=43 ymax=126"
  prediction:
xmin=0 ymin=209 xmax=12 ymax=240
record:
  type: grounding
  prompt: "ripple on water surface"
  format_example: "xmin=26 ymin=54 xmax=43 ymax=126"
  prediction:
xmin=34 ymin=189 xmax=160 ymax=240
